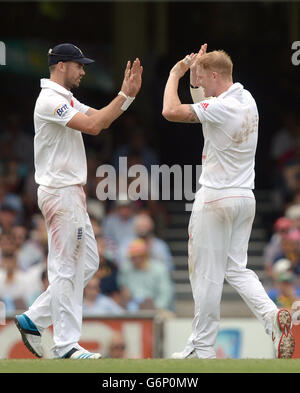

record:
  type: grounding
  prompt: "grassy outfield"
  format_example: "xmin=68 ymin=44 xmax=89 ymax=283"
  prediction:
xmin=1 ymin=358 xmax=300 ymax=373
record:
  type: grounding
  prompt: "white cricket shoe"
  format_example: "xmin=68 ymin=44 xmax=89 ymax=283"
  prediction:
xmin=15 ymin=314 xmax=43 ymax=358
xmin=62 ymin=347 xmax=102 ymax=359
xmin=171 ymin=350 xmax=198 ymax=359
xmin=272 ymin=308 xmax=295 ymax=359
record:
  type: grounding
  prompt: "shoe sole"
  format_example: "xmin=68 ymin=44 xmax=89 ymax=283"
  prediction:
xmin=277 ymin=309 xmax=295 ymax=359
xmin=14 ymin=317 xmax=42 ymax=358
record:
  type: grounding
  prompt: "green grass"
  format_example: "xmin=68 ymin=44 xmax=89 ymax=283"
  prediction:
xmin=1 ymin=359 xmax=300 ymax=373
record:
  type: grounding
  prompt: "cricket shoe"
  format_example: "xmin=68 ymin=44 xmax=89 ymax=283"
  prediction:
xmin=272 ymin=308 xmax=295 ymax=359
xmin=15 ymin=314 xmax=43 ymax=358
xmin=171 ymin=350 xmax=198 ymax=359
xmin=62 ymin=347 xmax=102 ymax=359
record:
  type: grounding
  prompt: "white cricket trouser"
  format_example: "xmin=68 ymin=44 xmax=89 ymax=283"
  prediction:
xmin=26 ymin=185 xmax=99 ymax=357
xmin=182 ymin=186 xmax=277 ymax=359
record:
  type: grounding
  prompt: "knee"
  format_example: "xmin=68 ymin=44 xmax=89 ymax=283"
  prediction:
xmin=225 ymin=266 xmax=258 ymax=286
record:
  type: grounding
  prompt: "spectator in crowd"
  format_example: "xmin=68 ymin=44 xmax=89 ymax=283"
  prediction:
xmin=88 ymin=214 xmax=103 ymax=239
xmin=0 ymin=252 xmax=27 ymax=314
xmin=285 ymin=204 xmax=300 ymax=230
xmin=289 ymin=192 xmax=300 ymax=208
xmin=87 ymin=199 xmax=105 ymax=227
xmin=82 ymin=275 xmax=125 ymax=317
xmin=29 ymin=214 xmax=48 ymax=255
xmin=0 ymin=204 xmax=19 ymax=232
xmin=5 ymin=159 xmax=25 ymax=195
xmin=96 ymin=236 xmax=119 ymax=291
xmin=0 ymin=176 xmax=23 ymax=216
xmin=269 ymin=111 xmax=300 ymax=207
xmin=102 ymin=195 xmax=136 ymax=247
xmin=118 ymin=212 xmax=173 ymax=271
xmin=118 ymin=238 xmax=173 ymax=312
xmin=12 ymin=224 xmax=44 ymax=271
xmin=268 ymin=258 xmax=300 ymax=309
xmin=22 ymin=172 xmax=39 ymax=220
xmin=105 ymin=331 xmax=127 ymax=359
xmin=280 ymin=161 xmax=300 ymax=205
xmin=0 ymin=230 xmax=17 ymax=265
xmin=0 ymin=113 xmax=34 ymax=171
xmin=11 ymin=225 xmax=26 ymax=251
xmin=273 ymin=229 xmax=300 ymax=279
xmin=94 ymin=234 xmax=129 ymax=311
xmin=263 ymin=216 xmax=292 ymax=279
xmin=270 ymin=111 xmax=300 ymax=169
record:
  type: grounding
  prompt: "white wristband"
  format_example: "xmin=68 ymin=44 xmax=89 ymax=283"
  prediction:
xmin=190 ymin=86 xmax=209 ymax=103
xmin=118 ymin=91 xmax=135 ymax=111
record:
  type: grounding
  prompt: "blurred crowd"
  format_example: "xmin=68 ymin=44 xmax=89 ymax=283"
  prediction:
xmin=269 ymin=110 xmax=300 ymax=208
xmin=264 ymin=110 xmax=300 ymax=310
xmin=0 ymin=110 xmax=175 ymax=320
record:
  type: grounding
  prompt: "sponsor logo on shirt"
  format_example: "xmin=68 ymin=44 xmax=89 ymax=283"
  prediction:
xmin=200 ymin=102 xmax=209 ymax=111
xmin=54 ymin=103 xmax=69 ymax=117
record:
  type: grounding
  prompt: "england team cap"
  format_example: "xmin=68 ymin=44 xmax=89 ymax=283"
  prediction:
xmin=48 ymin=43 xmax=95 ymax=66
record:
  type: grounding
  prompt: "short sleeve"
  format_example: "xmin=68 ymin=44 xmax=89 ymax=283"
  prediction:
xmin=72 ymin=96 xmax=90 ymax=114
xmin=191 ymin=98 xmax=228 ymax=125
xmin=37 ymin=95 xmax=79 ymax=127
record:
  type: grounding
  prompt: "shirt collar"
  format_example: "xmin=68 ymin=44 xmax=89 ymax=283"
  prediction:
xmin=40 ymin=78 xmax=73 ymax=99
xmin=218 ymin=82 xmax=244 ymax=99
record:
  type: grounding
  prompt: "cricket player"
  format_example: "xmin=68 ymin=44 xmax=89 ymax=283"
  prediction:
xmin=15 ymin=43 xmax=143 ymax=359
xmin=162 ymin=44 xmax=295 ymax=359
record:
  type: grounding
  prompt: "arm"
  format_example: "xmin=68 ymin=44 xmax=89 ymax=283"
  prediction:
xmin=85 ymin=107 xmax=100 ymax=116
xmin=189 ymin=43 xmax=210 ymax=103
xmin=162 ymin=57 xmax=200 ymax=123
xmin=66 ymin=95 xmax=127 ymax=135
xmin=67 ymin=59 xmax=143 ymax=135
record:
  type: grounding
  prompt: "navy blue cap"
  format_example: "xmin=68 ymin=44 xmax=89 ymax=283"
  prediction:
xmin=48 ymin=43 xmax=95 ymax=66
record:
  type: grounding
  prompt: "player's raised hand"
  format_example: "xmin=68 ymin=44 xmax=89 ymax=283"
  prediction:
xmin=170 ymin=53 xmax=198 ymax=79
xmin=190 ymin=43 xmax=207 ymax=87
xmin=121 ymin=58 xmax=143 ymax=97
xmin=198 ymin=43 xmax=207 ymax=58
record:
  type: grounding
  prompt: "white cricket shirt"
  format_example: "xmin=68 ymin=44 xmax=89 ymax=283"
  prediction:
xmin=34 ymin=79 xmax=90 ymax=188
xmin=192 ymin=82 xmax=258 ymax=189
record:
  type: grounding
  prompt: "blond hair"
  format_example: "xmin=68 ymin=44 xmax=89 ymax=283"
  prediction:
xmin=197 ymin=50 xmax=233 ymax=80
